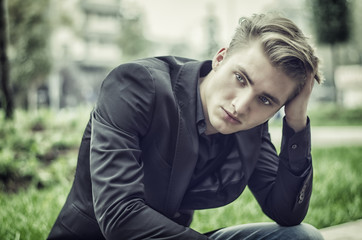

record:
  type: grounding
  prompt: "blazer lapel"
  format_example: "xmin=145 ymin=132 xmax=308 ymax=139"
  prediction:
xmin=164 ymin=61 xmax=204 ymax=216
xmin=235 ymin=125 xmax=263 ymax=181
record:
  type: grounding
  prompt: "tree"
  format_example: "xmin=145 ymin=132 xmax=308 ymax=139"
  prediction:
xmin=0 ymin=0 xmax=13 ymax=119
xmin=118 ymin=1 xmax=151 ymax=61
xmin=311 ymin=0 xmax=350 ymax=44
xmin=310 ymin=0 xmax=351 ymax=102
xmin=7 ymin=0 xmax=52 ymax=108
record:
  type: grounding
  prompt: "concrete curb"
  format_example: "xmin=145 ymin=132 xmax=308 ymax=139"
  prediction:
xmin=320 ymin=219 xmax=362 ymax=240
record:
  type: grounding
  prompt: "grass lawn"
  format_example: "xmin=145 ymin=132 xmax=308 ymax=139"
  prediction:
xmin=0 ymin=146 xmax=361 ymax=239
xmin=191 ymin=146 xmax=362 ymax=233
xmin=0 ymin=184 xmax=71 ymax=240
xmin=0 ymin=106 xmax=361 ymax=239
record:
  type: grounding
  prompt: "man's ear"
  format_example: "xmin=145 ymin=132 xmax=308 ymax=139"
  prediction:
xmin=212 ymin=48 xmax=227 ymax=70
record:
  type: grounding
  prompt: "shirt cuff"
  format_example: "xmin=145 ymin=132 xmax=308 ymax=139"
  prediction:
xmin=280 ymin=117 xmax=312 ymax=175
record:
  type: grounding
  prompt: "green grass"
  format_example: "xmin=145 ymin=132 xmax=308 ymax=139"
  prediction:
xmin=1 ymin=146 xmax=361 ymax=239
xmin=191 ymin=146 xmax=362 ymax=233
xmin=308 ymin=104 xmax=362 ymax=126
xmin=0 ymin=106 xmax=362 ymax=239
xmin=306 ymin=147 xmax=362 ymax=228
xmin=0 ymin=184 xmax=71 ymax=240
xmin=0 ymin=107 xmax=88 ymax=240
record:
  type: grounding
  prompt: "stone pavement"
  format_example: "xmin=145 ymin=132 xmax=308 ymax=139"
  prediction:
xmin=320 ymin=219 xmax=362 ymax=240
xmin=269 ymin=126 xmax=362 ymax=239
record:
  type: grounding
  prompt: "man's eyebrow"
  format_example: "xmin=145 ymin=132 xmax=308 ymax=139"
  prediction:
xmin=237 ymin=65 xmax=281 ymax=106
xmin=237 ymin=66 xmax=254 ymax=85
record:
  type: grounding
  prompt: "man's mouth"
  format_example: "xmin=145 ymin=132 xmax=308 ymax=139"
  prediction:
xmin=222 ymin=107 xmax=241 ymax=123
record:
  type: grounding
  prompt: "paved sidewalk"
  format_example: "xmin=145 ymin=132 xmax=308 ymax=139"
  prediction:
xmin=320 ymin=219 xmax=362 ymax=240
xmin=269 ymin=126 xmax=362 ymax=147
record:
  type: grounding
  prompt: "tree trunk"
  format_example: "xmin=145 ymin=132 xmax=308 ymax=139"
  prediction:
xmin=330 ymin=43 xmax=340 ymax=104
xmin=0 ymin=0 xmax=13 ymax=119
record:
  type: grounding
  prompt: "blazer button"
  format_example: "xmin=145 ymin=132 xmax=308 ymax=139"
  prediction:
xmin=298 ymin=192 xmax=305 ymax=204
xmin=291 ymin=144 xmax=298 ymax=149
xmin=298 ymin=184 xmax=307 ymax=204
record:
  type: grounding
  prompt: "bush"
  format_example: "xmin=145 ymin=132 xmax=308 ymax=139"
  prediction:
xmin=0 ymin=107 xmax=89 ymax=192
xmin=309 ymin=104 xmax=362 ymax=126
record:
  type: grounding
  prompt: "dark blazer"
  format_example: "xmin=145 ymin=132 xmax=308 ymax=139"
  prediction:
xmin=48 ymin=56 xmax=313 ymax=240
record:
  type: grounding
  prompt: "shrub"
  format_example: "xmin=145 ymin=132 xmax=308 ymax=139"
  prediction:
xmin=0 ymin=107 xmax=89 ymax=192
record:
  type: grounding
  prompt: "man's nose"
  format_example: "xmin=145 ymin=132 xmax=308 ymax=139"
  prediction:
xmin=231 ymin=91 xmax=253 ymax=115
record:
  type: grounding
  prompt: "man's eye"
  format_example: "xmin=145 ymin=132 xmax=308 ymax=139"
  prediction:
xmin=259 ymin=96 xmax=271 ymax=105
xmin=235 ymin=73 xmax=246 ymax=85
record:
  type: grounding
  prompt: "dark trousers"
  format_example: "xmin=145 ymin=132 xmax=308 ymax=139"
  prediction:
xmin=206 ymin=223 xmax=324 ymax=240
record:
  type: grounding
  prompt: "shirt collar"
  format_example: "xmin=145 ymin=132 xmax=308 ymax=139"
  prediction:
xmin=196 ymin=61 xmax=212 ymax=135
xmin=196 ymin=84 xmax=206 ymax=135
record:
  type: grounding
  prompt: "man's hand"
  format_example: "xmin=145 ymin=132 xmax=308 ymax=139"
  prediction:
xmin=284 ymin=74 xmax=315 ymax=132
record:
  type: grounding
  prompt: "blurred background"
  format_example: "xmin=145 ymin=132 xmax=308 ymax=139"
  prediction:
xmin=1 ymin=0 xmax=362 ymax=239
xmin=1 ymin=0 xmax=362 ymax=112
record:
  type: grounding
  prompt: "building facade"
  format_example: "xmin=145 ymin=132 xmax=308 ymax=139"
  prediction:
xmin=47 ymin=0 xmax=121 ymax=109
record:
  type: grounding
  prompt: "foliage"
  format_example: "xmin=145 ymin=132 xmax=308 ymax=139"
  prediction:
xmin=309 ymin=0 xmax=352 ymax=102
xmin=0 ymin=107 xmax=89 ymax=192
xmin=7 ymin=0 xmax=52 ymax=107
xmin=0 ymin=0 xmax=13 ymax=119
xmin=118 ymin=1 xmax=151 ymax=61
xmin=310 ymin=0 xmax=351 ymax=45
xmin=0 ymin=107 xmax=88 ymax=240
xmin=308 ymin=104 xmax=362 ymax=126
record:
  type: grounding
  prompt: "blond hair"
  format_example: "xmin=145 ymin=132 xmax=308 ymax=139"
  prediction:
xmin=227 ymin=13 xmax=323 ymax=97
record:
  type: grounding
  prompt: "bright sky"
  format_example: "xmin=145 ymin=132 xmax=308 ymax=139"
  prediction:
xmin=127 ymin=0 xmax=276 ymax=55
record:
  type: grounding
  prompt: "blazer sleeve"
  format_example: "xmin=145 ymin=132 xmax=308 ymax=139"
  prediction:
xmin=90 ymin=63 xmax=208 ymax=240
xmin=247 ymin=118 xmax=313 ymax=226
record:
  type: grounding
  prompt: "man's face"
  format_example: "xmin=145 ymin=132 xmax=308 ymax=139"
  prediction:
xmin=200 ymin=42 xmax=297 ymax=135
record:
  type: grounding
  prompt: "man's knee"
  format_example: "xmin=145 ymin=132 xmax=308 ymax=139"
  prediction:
xmin=286 ymin=223 xmax=324 ymax=240
xmin=207 ymin=222 xmax=324 ymax=240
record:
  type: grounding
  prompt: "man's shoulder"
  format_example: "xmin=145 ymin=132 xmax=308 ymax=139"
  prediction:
xmin=111 ymin=56 xmax=198 ymax=77
xmin=133 ymin=56 xmax=198 ymax=71
xmin=123 ymin=56 xmax=197 ymax=66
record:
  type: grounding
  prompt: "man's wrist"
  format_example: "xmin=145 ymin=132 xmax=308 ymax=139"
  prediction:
xmin=285 ymin=115 xmax=307 ymax=133
xmin=281 ymin=116 xmax=312 ymax=175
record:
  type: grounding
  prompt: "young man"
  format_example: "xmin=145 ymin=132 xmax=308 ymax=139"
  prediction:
xmin=48 ymin=13 xmax=324 ymax=239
